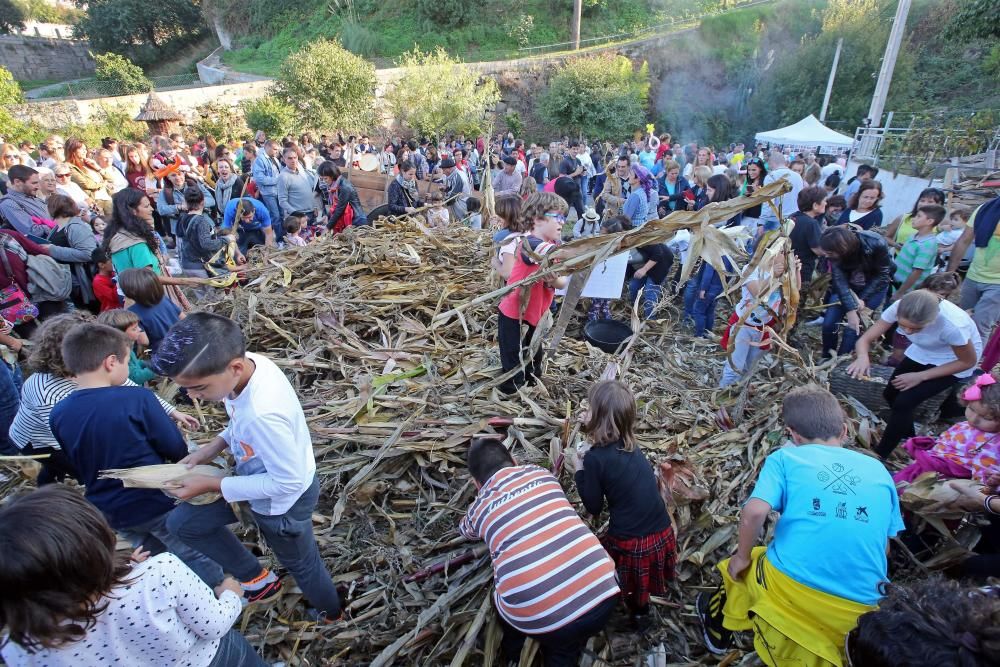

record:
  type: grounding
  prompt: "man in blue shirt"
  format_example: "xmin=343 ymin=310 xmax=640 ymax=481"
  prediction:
xmin=697 ymin=385 xmax=904 ymax=664
xmin=222 ymin=197 xmax=274 ymax=252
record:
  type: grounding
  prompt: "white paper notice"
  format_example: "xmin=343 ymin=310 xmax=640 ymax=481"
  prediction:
xmin=556 ymin=251 xmax=630 ymax=299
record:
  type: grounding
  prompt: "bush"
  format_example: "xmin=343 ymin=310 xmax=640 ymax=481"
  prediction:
xmin=504 ymin=111 xmax=524 ymax=137
xmin=384 ymin=47 xmax=500 ymax=138
xmin=539 ymin=54 xmax=649 ymax=139
xmin=0 ymin=0 xmax=26 ymax=34
xmin=192 ymin=101 xmax=249 ymax=143
xmin=93 ymin=52 xmax=151 ymax=96
xmin=416 ymin=0 xmax=470 ymax=30
xmin=241 ymin=96 xmax=297 ymax=138
xmin=0 ymin=65 xmax=24 ymax=105
xmin=273 ymin=40 xmax=376 ymax=132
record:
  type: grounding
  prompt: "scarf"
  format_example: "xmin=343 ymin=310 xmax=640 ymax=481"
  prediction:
xmin=215 ymin=174 xmax=239 ymax=211
xmin=396 ymin=174 xmax=420 ymax=205
xmin=108 ymin=231 xmax=150 ymax=255
xmin=972 ymin=196 xmax=1000 ymax=248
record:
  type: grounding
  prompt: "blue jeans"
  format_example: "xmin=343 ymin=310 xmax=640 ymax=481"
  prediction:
xmin=580 ymin=174 xmax=591 ymax=204
xmin=0 ymin=361 xmax=22 ymax=453
xmin=260 ymin=194 xmax=283 ymax=242
xmin=207 ymin=629 xmax=266 ymax=667
xmin=629 ymin=276 xmax=662 ymax=319
xmin=821 ymin=288 xmax=886 ymax=357
xmin=121 ymin=511 xmax=225 ymax=588
xmin=683 ymin=278 xmax=723 ymax=337
xmin=167 ymin=476 xmax=342 ymax=617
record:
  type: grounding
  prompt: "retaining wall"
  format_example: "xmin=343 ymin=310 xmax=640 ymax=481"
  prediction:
xmin=0 ymin=34 xmax=94 ymax=81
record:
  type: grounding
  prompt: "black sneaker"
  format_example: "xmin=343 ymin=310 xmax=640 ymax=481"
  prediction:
xmin=696 ymin=588 xmax=732 ymax=655
xmin=243 ymin=576 xmax=282 ymax=605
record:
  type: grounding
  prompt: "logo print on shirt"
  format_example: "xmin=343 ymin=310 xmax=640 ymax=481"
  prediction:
xmin=836 ymin=502 xmax=847 ymax=519
xmin=238 ymin=441 xmax=255 ymax=462
xmin=854 ymin=506 xmax=869 ymax=523
xmin=807 ymin=497 xmax=826 ymax=516
xmin=817 ymin=463 xmax=861 ymax=496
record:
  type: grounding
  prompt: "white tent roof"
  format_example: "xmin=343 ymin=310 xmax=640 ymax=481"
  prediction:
xmin=754 ymin=114 xmax=854 ymax=152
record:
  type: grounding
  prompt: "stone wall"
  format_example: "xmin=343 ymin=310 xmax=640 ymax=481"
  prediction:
xmin=0 ymin=35 xmax=94 ymax=81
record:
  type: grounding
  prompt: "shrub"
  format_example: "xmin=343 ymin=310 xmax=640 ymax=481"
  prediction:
xmin=504 ymin=111 xmax=524 ymax=137
xmin=241 ymin=96 xmax=296 ymax=138
xmin=93 ymin=52 xmax=151 ymax=96
xmin=415 ymin=0 xmax=471 ymax=30
xmin=0 ymin=65 xmax=23 ymax=105
xmin=273 ymin=39 xmax=376 ymax=132
xmin=192 ymin=101 xmax=249 ymax=143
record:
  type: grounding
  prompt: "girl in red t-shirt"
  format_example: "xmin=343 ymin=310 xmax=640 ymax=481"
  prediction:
xmin=497 ymin=192 xmax=568 ymax=394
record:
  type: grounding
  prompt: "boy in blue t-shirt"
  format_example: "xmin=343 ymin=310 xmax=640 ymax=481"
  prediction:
xmin=697 ymin=384 xmax=904 ymax=664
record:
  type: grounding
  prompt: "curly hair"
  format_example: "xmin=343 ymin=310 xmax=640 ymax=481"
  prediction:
xmin=520 ymin=192 xmax=567 ymax=230
xmin=849 ymin=577 xmax=1000 ymax=666
xmin=0 ymin=485 xmax=135 ymax=652
xmin=25 ymin=312 xmax=93 ymax=377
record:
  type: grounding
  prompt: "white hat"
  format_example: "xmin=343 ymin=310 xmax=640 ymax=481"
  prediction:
xmin=582 ymin=207 xmax=599 ymax=222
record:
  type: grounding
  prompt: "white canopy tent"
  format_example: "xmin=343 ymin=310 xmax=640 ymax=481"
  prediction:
xmin=754 ymin=115 xmax=854 ymax=154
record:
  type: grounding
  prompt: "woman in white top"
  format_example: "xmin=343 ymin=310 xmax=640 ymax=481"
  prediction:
xmin=848 ymin=289 xmax=982 ymax=458
xmin=0 ymin=485 xmax=264 ymax=667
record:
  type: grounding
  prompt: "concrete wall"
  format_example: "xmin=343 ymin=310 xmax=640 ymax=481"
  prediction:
xmin=0 ymin=34 xmax=94 ymax=81
xmin=845 ymin=160 xmax=941 ymax=225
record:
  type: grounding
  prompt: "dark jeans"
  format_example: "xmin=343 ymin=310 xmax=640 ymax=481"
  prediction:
xmin=260 ymin=194 xmax=283 ymax=242
xmin=236 ymin=227 xmax=267 ymax=254
xmin=876 ymin=358 xmax=960 ymax=458
xmin=500 ymin=594 xmax=618 ymax=667
xmin=629 ymin=276 xmax=664 ymax=320
xmin=12 ymin=443 xmax=77 ymax=485
xmin=207 ymin=629 xmax=267 ymax=667
xmin=683 ymin=278 xmax=723 ymax=337
xmin=961 ymin=514 xmax=1000 ymax=579
xmin=822 ymin=288 xmax=886 ymax=357
xmin=167 ymin=476 xmax=342 ymax=617
xmin=121 ymin=512 xmax=225 ymax=588
xmin=0 ymin=361 xmax=21 ymax=454
xmin=497 ymin=311 xmax=543 ymax=393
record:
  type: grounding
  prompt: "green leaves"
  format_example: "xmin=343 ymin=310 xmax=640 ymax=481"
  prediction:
xmin=93 ymin=52 xmax=151 ymax=95
xmin=75 ymin=0 xmax=205 ymax=66
xmin=539 ymin=54 xmax=649 ymax=139
xmin=241 ymin=97 xmax=296 ymax=138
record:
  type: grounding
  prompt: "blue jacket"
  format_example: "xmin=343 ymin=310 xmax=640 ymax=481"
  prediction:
xmin=223 ymin=197 xmax=273 ymax=231
xmin=658 ymin=175 xmax=692 ymax=212
xmin=252 ymin=153 xmax=281 ymax=196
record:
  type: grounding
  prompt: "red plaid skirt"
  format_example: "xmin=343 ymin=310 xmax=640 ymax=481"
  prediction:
xmin=601 ymin=525 xmax=677 ymax=609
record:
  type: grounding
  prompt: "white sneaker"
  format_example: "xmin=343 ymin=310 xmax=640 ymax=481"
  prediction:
xmin=805 ymin=316 xmax=824 ymax=327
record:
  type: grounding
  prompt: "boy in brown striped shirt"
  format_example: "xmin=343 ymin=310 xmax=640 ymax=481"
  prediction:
xmin=460 ymin=438 xmax=620 ymax=665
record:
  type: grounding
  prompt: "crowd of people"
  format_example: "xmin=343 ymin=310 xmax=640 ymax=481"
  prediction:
xmin=1 ymin=124 xmax=1000 ymax=667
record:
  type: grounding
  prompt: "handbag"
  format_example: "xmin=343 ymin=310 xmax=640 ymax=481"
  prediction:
xmin=0 ymin=247 xmax=38 ymax=324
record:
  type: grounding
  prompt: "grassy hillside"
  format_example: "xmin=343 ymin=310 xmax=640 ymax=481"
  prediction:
xmin=220 ymin=0 xmax=692 ymax=76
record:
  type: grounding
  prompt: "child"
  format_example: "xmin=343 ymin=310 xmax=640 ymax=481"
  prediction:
xmin=0 ymin=485 xmax=264 ymax=667
xmin=573 ymin=381 xmax=675 ymax=623
xmin=697 ymin=385 xmax=904 ymax=663
xmin=490 ymin=196 xmax=529 ymax=281
xmin=90 ymin=215 xmax=107 ymax=245
xmin=496 ymin=192 xmax=569 ymax=394
xmin=466 ymin=197 xmax=482 ymax=231
xmin=938 ymin=204 xmax=973 ymax=268
xmin=98 ymin=308 xmax=156 ymax=385
xmin=90 ymin=247 xmax=121 ymax=312
xmin=118 ymin=267 xmax=182 ymax=352
xmin=886 ymin=271 xmax=961 ymax=366
xmin=892 ymin=204 xmax=946 ymax=299
xmin=719 ymin=252 xmax=787 ymax=387
xmin=490 ymin=194 xmax=524 ymax=244
xmin=683 ymin=256 xmax=737 ymax=338
xmin=151 ymin=313 xmax=342 ymax=622
xmin=460 ymin=438 xmax=620 ymax=664
xmin=426 ymin=191 xmax=449 ymax=230
xmin=283 ymin=215 xmax=308 ymax=247
xmin=49 ymin=322 xmax=223 ymax=588
xmin=587 ymin=217 xmax=627 ymax=321
xmin=894 ymin=372 xmax=1000 ymax=485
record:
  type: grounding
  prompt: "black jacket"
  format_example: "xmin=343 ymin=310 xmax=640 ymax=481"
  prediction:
xmin=328 ymin=178 xmax=367 ymax=228
xmin=553 ymin=175 xmax=585 ymax=218
xmin=830 ymin=230 xmax=894 ymax=312
xmin=387 ymin=179 xmax=423 ymax=215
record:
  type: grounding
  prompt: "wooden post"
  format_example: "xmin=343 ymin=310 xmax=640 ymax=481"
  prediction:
xmin=571 ymin=0 xmax=583 ymax=50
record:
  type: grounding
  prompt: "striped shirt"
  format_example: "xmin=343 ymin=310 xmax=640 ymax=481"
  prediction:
xmin=8 ymin=373 xmax=175 ymax=450
xmin=460 ymin=465 xmax=620 ymax=634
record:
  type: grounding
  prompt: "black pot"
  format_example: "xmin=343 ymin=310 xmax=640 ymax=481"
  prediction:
xmin=583 ymin=319 xmax=633 ymax=354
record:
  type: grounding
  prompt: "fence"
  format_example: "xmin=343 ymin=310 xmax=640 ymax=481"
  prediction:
xmin=34 ymin=74 xmax=219 ymax=100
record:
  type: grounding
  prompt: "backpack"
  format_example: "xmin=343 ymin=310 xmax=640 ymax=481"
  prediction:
xmin=26 ymin=254 xmax=72 ymax=302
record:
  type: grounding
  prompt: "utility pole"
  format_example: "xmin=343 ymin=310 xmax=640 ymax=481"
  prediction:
xmin=571 ymin=0 xmax=582 ymax=50
xmin=819 ymin=38 xmax=842 ymax=122
xmin=867 ymin=0 xmax=911 ymax=128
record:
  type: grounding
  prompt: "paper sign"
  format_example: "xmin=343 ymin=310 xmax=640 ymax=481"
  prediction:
xmin=557 ymin=252 xmax=630 ymax=300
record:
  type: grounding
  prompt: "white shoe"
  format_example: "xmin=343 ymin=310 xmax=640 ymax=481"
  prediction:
xmin=805 ymin=316 xmax=824 ymax=326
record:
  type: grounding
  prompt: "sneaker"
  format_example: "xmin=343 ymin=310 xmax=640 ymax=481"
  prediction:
xmin=805 ymin=316 xmax=824 ymax=327
xmin=696 ymin=588 xmax=732 ymax=655
xmin=304 ymin=607 xmax=345 ymax=626
xmin=241 ymin=570 xmax=282 ymax=605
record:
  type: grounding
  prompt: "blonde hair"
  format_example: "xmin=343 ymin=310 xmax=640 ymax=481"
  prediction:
xmin=663 ymin=159 xmax=681 ymax=173
xmin=693 ymin=165 xmax=712 ymax=188
xmin=897 ymin=289 xmax=941 ymax=326
xmin=521 ymin=192 xmax=567 ymax=229
xmin=96 ymin=308 xmax=140 ymax=331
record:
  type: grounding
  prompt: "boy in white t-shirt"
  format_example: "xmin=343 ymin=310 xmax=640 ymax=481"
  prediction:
xmin=153 ymin=313 xmax=342 ymax=624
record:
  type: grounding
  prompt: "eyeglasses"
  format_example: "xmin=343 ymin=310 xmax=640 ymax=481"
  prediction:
xmin=544 ymin=212 xmax=566 ymax=222
xmin=56 ymin=173 xmax=71 ymax=178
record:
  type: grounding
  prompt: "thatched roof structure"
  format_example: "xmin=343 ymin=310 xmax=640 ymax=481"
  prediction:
xmin=134 ymin=92 xmax=182 ymax=122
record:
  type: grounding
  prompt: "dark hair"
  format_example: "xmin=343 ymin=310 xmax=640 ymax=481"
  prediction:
xmin=848 ymin=577 xmax=1000 ymax=667
xmin=61 ymin=322 xmax=130 ymax=375
xmin=744 ymin=157 xmax=767 ymax=184
xmin=91 ymin=247 xmax=110 ymax=265
xmin=47 ymin=194 xmax=79 ymax=220
xmin=797 ymin=186 xmax=827 ymax=214
xmin=856 ymin=164 xmax=879 ymax=178
xmin=407 ymin=139 xmax=418 ymax=151
xmin=118 ymin=267 xmax=164 ymax=307
xmin=25 ymin=312 xmax=92 ymax=377
xmin=183 ymin=186 xmax=204 ymax=208
xmin=398 ymin=160 xmax=415 ymax=173
xmin=782 ymin=384 xmax=845 ymax=440
xmin=96 ymin=308 xmax=140 ymax=331
xmin=151 ymin=312 xmax=246 ymax=379
xmin=707 ymin=174 xmax=734 ymax=202
xmin=283 ymin=215 xmax=303 ymax=234
xmin=318 ymin=161 xmax=341 ymax=180
xmin=467 ymin=437 xmax=515 ymax=484
xmin=495 ymin=194 xmax=525 ymax=233
xmin=917 ymin=204 xmax=947 ymax=226
xmin=824 ymin=170 xmax=841 ymax=190
xmin=918 ymin=271 xmax=960 ymax=297
xmin=105 ymin=188 xmax=158 ymax=253
xmin=602 ymin=214 xmax=633 ymax=235
xmin=466 ymin=197 xmax=481 ymax=213
xmin=0 ymin=485 xmax=134 ymax=652
xmin=819 ymin=226 xmax=860 ymax=258
xmin=848 ymin=180 xmax=883 ymax=210
xmin=583 ymin=381 xmax=637 ymax=450
xmin=7 ymin=164 xmax=36 ymax=184
xmin=826 ymin=194 xmax=847 ymax=210
xmin=908 ymin=188 xmax=945 ymax=217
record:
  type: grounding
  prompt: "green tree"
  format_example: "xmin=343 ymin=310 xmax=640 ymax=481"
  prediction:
xmin=539 ymin=54 xmax=648 ymax=139
xmin=273 ymin=39 xmax=377 ymax=132
xmin=384 ymin=48 xmax=500 ymax=138
xmin=415 ymin=0 xmax=471 ymax=30
xmin=241 ymin=96 xmax=296 ymax=138
xmin=0 ymin=66 xmax=26 ymax=139
xmin=944 ymin=0 xmax=1000 ymax=40
xmin=93 ymin=52 xmax=151 ymax=95
xmin=193 ymin=101 xmax=249 ymax=143
xmin=0 ymin=0 xmax=26 ymax=34
xmin=74 ymin=0 xmax=205 ymax=64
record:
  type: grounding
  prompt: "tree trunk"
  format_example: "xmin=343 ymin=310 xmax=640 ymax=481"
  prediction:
xmin=571 ymin=0 xmax=582 ymax=50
